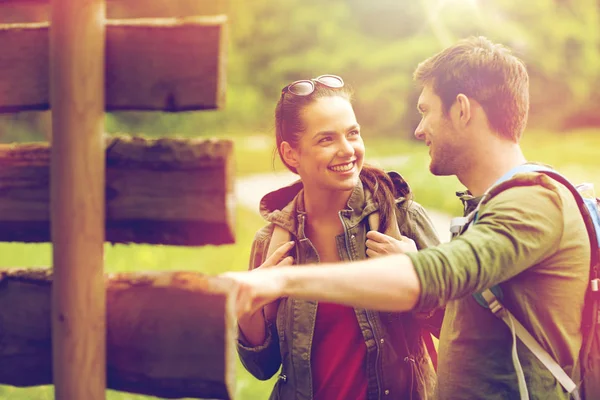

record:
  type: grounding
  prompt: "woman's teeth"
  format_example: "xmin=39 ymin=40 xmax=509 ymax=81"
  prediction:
xmin=329 ymin=162 xmax=354 ymax=172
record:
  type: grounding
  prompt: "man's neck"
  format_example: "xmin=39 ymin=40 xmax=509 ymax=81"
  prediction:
xmin=457 ymin=142 xmax=527 ymax=197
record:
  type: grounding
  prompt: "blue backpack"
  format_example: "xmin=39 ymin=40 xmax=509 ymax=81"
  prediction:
xmin=456 ymin=164 xmax=600 ymax=400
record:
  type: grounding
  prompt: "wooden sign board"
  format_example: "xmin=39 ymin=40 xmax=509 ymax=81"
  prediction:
xmin=0 ymin=268 xmax=238 ymax=399
xmin=0 ymin=0 xmax=226 ymax=21
xmin=0 ymin=16 xmax=227 ymax=112
xmin=0 ymin=136 xmax=235 ymax=245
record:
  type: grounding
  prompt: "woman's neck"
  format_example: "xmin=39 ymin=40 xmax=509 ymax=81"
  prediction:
xmin=303 ymin=185 xmax=353 ymax=221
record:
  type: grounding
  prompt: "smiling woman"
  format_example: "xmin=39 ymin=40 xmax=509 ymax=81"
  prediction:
xmin=234 ymin=75 xmax=443 ymax=400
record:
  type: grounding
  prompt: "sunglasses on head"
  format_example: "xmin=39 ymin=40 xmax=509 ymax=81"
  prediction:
xmin=281 ymin=74 xmax=344 ymax=97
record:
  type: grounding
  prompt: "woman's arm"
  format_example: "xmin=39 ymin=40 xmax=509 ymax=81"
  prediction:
xmin=238 ymin=238 xmax=294 ymax=345
xmin=236 ymin=227 xmax=293 ymax=380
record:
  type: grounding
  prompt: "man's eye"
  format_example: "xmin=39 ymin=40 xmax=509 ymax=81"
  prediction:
xmin=319 ymin=137 xmax=332 ymax=143
xmin=349 ymin=130 xmax=360 ymax=136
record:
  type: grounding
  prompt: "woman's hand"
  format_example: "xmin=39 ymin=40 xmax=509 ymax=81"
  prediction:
xmin=366 ymin=231 xmax=417 ymax=258
xmin=224 ymin=241 xmax=295 ymax=345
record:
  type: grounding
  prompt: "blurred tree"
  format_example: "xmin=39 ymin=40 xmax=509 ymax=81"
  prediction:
xmin=1 ymin=0 xmax=599 ymax=142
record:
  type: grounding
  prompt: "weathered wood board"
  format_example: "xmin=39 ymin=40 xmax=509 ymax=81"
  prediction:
xmin=0 ymin=136 xmax=235 ymax=245
xmin=0 ymin=268 xmax=238 ymax=399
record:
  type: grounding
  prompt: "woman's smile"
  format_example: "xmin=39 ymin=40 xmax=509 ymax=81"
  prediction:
xmin=329 ymin=160 xmax=356 ymax=173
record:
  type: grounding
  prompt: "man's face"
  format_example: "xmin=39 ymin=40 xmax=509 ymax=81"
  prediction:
xmin=414 ymin=84 xmax=463 ymax=176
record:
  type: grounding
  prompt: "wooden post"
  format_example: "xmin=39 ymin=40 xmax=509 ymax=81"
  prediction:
xmin=50 ymin=0 xmax=106 ymax=399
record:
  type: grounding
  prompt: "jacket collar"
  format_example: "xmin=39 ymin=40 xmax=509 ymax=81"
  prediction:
xmin=456 ymin=190 xmax=484 ymax=216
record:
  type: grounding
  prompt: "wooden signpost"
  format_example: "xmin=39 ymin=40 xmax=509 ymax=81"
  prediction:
xmin=0 ymin=0 xmax=236 ymax=399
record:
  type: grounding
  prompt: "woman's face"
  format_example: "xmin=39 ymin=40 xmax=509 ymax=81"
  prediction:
xmin=287 ymin=96 xmax=365 ymax=193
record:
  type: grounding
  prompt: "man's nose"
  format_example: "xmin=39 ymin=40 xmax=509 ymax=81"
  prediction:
xmin=414 ymin=121 xmax=426 ymax=141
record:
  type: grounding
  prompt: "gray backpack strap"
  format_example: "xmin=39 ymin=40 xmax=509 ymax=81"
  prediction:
xmin=481 ymin=289 xmax=581 ymax=400
xmin=450 ymin=217 xmax=469 ymax=235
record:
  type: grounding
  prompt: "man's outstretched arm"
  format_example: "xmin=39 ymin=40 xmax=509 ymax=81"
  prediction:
xmin=227 ymin=253 xmax=420 ymax=316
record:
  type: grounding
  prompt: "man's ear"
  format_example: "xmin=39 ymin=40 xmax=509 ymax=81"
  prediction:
xmin=456 ymin=93 xmax=471 ymax=127
xmin=280 ymin=141 xmax=300 ymax=169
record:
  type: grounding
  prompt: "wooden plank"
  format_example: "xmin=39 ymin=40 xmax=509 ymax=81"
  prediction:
xmin=49 ymin=1 xmax=106 ymax=399
xmin=0 ymin=137 xmax=235 ymax=245
xmin=0 ymin=16 xmax=227 ymax=112
xmin=0 ymin=0 xmax=227 ymax=22
xmin=108 ymin=0 xmax=227 ymax=19
xmin=0 ymin=268 xmax=237 ymax=400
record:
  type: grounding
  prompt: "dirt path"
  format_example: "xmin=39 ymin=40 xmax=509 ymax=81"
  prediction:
xmin=235 ymin=157 xmax=453 ymax=242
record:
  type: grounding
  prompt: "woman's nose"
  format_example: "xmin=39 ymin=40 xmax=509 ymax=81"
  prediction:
xmin=337 ymin=138 xmax=354 ymax=156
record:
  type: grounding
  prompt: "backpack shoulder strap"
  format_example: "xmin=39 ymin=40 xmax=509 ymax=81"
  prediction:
xmin=481 ymin=289 xmax=581 ymax=399
xmin=368 ymin=207 xmax=402 ymax=239
xmin=266 ymin=224 xmax=292 ymax=260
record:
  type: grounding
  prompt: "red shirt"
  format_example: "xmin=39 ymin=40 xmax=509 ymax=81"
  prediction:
xmin=311 ymin=302 xmax=368 ymax=400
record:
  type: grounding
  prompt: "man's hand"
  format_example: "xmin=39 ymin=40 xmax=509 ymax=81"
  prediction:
xmin=366 ymin=231 xmax=417 ymax=258
xmin=223 ymin=241 xmax=295 ymax=319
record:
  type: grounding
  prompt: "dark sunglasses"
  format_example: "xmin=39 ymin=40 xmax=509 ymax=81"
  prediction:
xmin=281 ymin=74 xmax=344 ymax=97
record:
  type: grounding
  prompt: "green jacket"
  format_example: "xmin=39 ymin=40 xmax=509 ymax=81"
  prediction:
xmin=237 ymin=172 xmax=442 ymax=400
xmin=409 ymin=172 xmax=589 ymax=399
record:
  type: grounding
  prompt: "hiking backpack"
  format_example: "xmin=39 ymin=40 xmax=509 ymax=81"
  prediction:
xmin=451 ymin=164 xmax=600 ymax=400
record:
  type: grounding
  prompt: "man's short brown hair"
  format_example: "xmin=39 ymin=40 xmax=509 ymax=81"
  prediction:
xmin=413 ymin=36 xmax=529 ymax=142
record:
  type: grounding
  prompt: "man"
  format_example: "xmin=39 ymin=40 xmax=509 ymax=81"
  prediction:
xmin=226 ymin=36 xmax=589 ymax=399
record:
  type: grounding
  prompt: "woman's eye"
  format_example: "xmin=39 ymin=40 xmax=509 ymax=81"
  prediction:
xmin=349 ymin=130 xmax=360 ymax=137
xmin=318 ymin=137 xmax=332 ymax=144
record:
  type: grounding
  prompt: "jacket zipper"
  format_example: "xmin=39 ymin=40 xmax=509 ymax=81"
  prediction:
xmin=300 ymin=213 xmax=318 ymax=400
xmin=338 ymin=211 xmax=383 ymax=400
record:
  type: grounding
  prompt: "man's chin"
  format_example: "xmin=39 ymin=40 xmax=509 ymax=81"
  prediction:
xmin=429 ymin=162 xmax=452 ymax=177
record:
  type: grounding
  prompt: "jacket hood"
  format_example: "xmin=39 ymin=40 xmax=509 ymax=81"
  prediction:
xmin=258 ymin=171 xmax=411 ymax=234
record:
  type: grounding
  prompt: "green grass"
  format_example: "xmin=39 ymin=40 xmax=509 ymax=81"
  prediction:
xmin=2 ymin=128 xmax=600 ymax=399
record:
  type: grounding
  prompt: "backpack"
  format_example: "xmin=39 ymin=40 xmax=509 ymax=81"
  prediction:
xmin=452 ymin=164 xmax=600 ymax=400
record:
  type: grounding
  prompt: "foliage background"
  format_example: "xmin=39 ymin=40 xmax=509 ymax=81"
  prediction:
xmin=1 ymin=0 xmax=600 ymax=399
xmin=2 ymin=0 xmax=600 ymax=142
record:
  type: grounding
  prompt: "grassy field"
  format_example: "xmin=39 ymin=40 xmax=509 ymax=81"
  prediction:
xmin=1 ymin=128 xmax=599 ymax=399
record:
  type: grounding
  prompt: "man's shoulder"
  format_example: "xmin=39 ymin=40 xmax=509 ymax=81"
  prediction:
xmin=488 ymin=171 xmax=565 ymax=199
xmin=482 ymin=171 xmax=569 ymax=214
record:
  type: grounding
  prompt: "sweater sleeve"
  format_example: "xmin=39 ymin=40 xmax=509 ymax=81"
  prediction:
xmin=408 ymin=181 xmax=564 ymax=312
